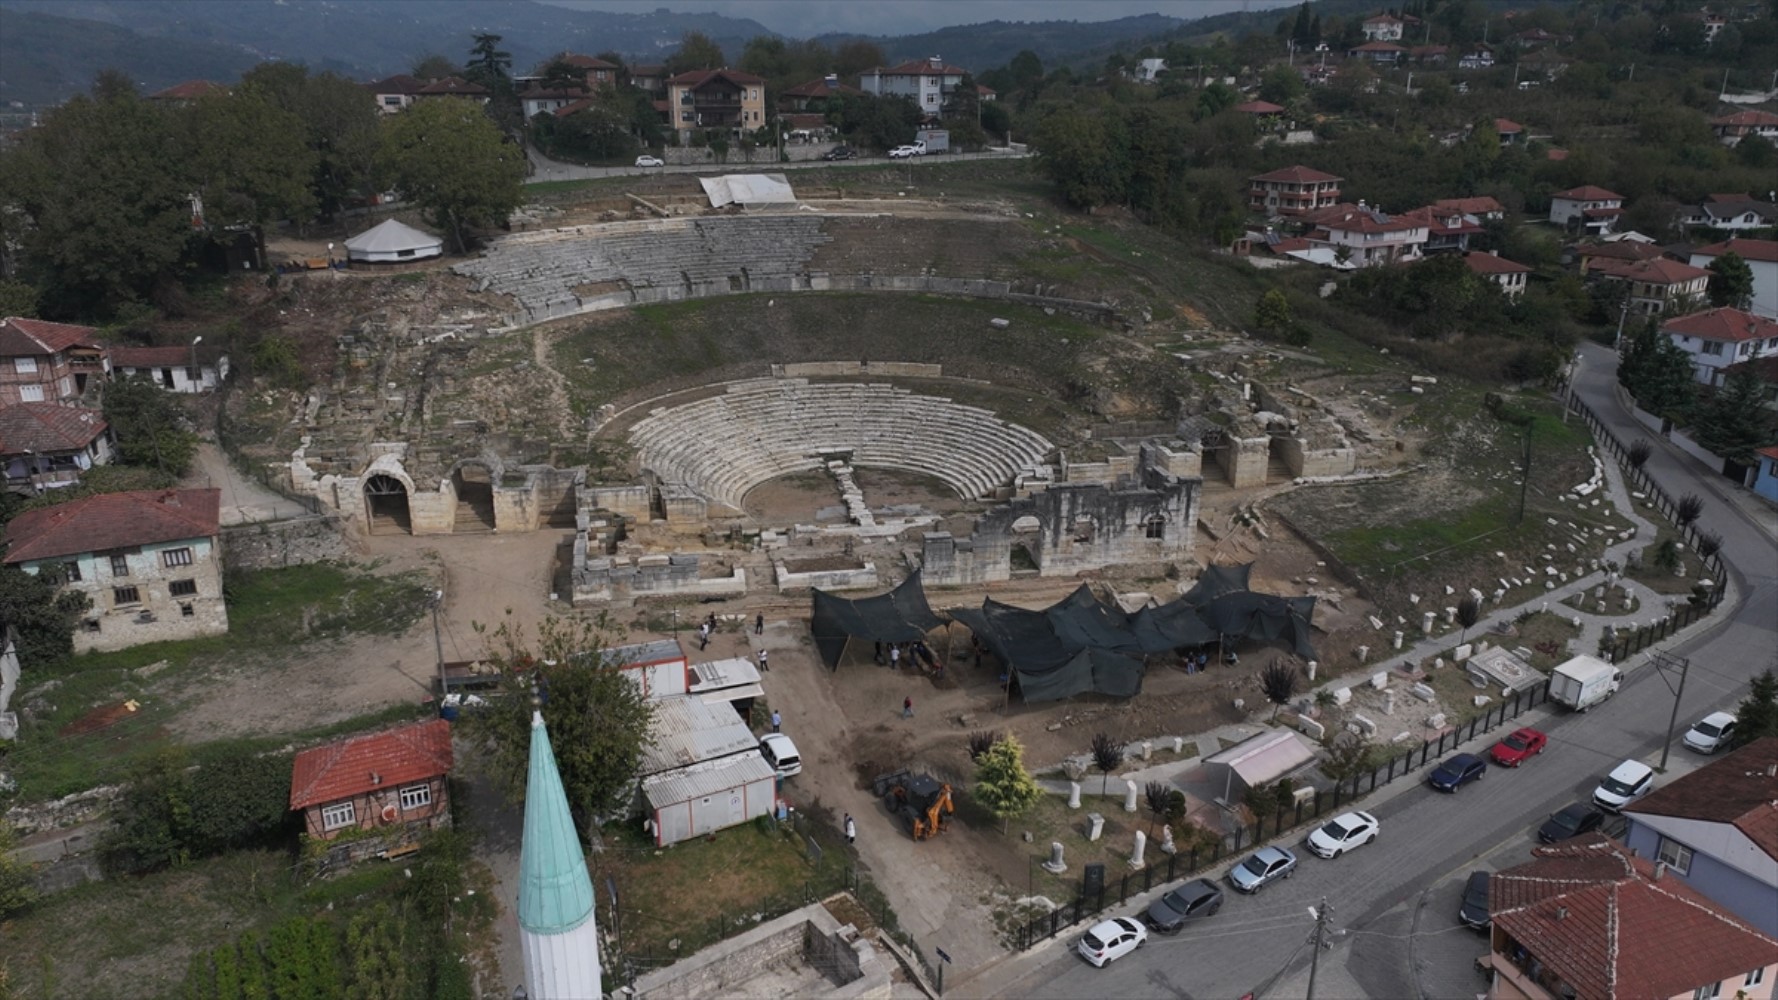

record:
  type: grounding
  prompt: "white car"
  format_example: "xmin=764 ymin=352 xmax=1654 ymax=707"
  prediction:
xmin=1076 ymin=916 xmax=1146 ymax=968
xmin=1593 ymin=759 xmax=1654 ymax=812
xmin=758 ymin=733 xmax=801 ymax=777
xmin=1683 ymin=712 xmax=1737 ymax=754
xmin=1307 ymin=810 xmax=1380 ymax=859
xmin=888 ymin=145 xmax=918 ymax=159
xmin=635 ymin=155 xmax=664 ymax=167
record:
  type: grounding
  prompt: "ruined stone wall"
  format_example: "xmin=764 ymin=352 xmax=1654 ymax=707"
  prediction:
xmin=584 ymin=485 xmax=652 ymax=519
xmin=222 ymin=515 xmax=350 ymax=572
xmin=408 ymin=478 xmax=457 ymax=535
xmin=773 ymin=561 xmax=878 ymax=594
xmin=1277 ymin=436 xmax=1357 ymax=479
xmin=776 ymin=362 xmax=942 ymax=378
xmin=1216 ymin=434 xmax=1271 ymax=489
xmin=631 ymin=900 xmax=890 ymax=1000
xmin=572 ymin=550 xmax=747 ymax=606
xmin=1143 ymin=441 xmax=1202 ymax=479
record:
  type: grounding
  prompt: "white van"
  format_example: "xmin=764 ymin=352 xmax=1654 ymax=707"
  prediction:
xmin=759 ymin=733 xmax=802 ymax=777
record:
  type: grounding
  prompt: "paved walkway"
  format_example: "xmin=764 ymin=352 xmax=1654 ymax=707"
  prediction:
xmin=525 ymin=145 xmax=1029 ymax=184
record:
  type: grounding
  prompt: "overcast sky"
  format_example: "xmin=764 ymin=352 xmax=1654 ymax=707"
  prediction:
xmin=539 ymin=1 xmax=1291 ymax=37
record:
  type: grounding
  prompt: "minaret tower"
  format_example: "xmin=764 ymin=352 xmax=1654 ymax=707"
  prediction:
xmin=519 ymin=710 xmax=602 ymax=999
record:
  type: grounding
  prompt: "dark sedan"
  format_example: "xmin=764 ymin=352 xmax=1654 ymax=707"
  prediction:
xmin=1538 ymin=802 xmax=1606 ymax=843
xmin=1144 ymin=878 xmax=1224 ymax=933
xmin=1428 ymin=753 xmax=1487 ymax=792
xmin=1458 ymin=870 xmax=1492 ymax=929
xmin=822 ymin=146 xmax=857 ymax=161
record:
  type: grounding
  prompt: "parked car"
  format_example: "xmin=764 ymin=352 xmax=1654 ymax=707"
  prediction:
xmin=1458 ymin=870 xmax=1492 ymax=929
xmin=1489 ymin=727 xmax=1548 ymax=767
xmin=888 ymin=145 xmax=919 ymax=158
xmin=1428 ymin=753 xmax=1488 ymax=793
xmin=1307 ymin=811 xmax=1379 ymax=859
xmin=1144 ymin=878 xmax=1224 ymax=933
xmin=1228 ymin=846 xmax=1298 ymax=893
xmin=635 ymin=155 xmax=664 ymax=167
xmin=1592 ymin=759 xmax=1654 ymax=812
xmin=1538 ymin=802 xmax=1606 ymax=843
xmin=1683 ymin=712 xmax=1737 ymax=754
xmin=1076 ymin=916 xmax=1146 ymax=967
xmin=758 ymin=733 xmax=801 ymax=777
xmin=822 ymin=146 xmax=856 ymax=161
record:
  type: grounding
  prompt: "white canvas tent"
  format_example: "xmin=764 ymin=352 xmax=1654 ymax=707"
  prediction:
xmin=699 ymin=174 xmax=796 ymax=208
xmin=344 ymin=219 xmax=443 ymax=263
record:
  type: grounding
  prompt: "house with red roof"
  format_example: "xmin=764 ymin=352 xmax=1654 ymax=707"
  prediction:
xmin=1692 ymin=238 xmax=1778 ymax=320
xmin=3 ymin=488 xmax=224 ymax=652
xmin=1753 ymin=444 xmax=1778 ymax=503
xmin=629 ymin=64 xmax=668 ymax=94
xmin=110 ymin=345 xmax=228 ymax=394
xmin=520 ymin=85 xmax=592 ymax=120
xmin=666 ymin=68 xmax=767 ymax=140
xmin=147 ymin=80 xmax=227 ymax=105
xmin=1233 ymin=100 xmax=1285 ymax=116
xmin=1661 ymin=307 xmax=1778 ymax=385
xmin=1623 ymin=738 xmax=1778 ymax=936
xmin=778 ymin=76 xmax=861 ymax=113
xmin=859 ymin=56 xmax=969 ymax=117
xmin=1590 ymin=257 xmax=1712 ymax=315
xmin=1549 ymin=185 xmax=1626 ymax=236
xmin=1709 ymin=109 xmax=1778 ymax=146
xmin=1249 ymin=165 xmax=1344 ymax=217
xmin=1481 ymin=833 xmax=1778 ymax=1000
xmin=1431 ymin=196 xmax=1506 ymax=220
xmin=1575 ymin=239 xmax=1669 ymax=275
xmin=1305 ymin=203 xmax=1430 ymax=267
xmin=365 ymin=74 xmax=428 ymax=115
xmin=0 ymin=317 xmax=108 ymax=405
xmin=1362 ymin=13 xmax=1405 ymax=41
xmin=1493 ymin=118 xmax=1525 ymax=146
xmin=1404 ymin=204 xmax=1486 ymax=254
xmin=552 ymin=53 xmax=619 ymax=89
xmin=1462 ymin=251 xmax=1533 ymax=298
xmin=1348 ymin=40 xmax=1406 ymax=64
xmin=289 ymin=719 xmax=454 ymax=848
xmin=0 ymin=403 xmax=112 ymax=496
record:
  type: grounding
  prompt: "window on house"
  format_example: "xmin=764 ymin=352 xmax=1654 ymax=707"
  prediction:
xmin=399 ymin=784 xmax=432 ymax=810
xmin=18 ymin=385 xmax=43 ymax=403
xmin=170 ymin=579 xmax=198 ymax=597
xmin=1702 ymin=341 xmax=1723 ymax=356
xmin=186 ymin=367 xmax=201 ymax=382
xmin=110 ymin=553 xmax=130 ymax=576
xmin=113 ymin=586 xmax=140 ymax=606
xmin=83 ymin=619 xmax=100 ymax=633
xmin=1145 ymin=516 xmax=1167 ymax=540
xmin=13 ymin=357 xmax=36 ymax=374
xmin=180 ymin=603 xmax=195 ymax=617
xmin=321 ymin=802 xmax=356 ymax=831
xmin=63 ymin=561 xmax=82 ymax=582
xmin=1657 ymin=837 xmax=1694 ymax=876
xmin=1746 ymin=968 xmax=1766 ymax=987
xmin=1693 ymin=983 xmax=1722 ymax=1000
xmin=162 ymin=547 xmax=193 ymax=568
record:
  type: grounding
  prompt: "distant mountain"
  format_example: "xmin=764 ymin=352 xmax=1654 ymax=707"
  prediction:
xmin=0 ymin=9 xmax=264 ymax=107
xmin=0 ymin=0 xmax=773 ymax=106
xmin=815 ymin=14 xmax=1188 ymax=74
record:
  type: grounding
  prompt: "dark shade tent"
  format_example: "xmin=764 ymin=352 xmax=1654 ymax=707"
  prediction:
xmin=810 ymin=570 xmax=947 ymax=669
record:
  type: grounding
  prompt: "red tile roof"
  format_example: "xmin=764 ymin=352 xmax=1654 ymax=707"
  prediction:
xmin=1431 ymin=196 xmax=1505 ymax=216
xmin=1711 ymin=110 xmax=1778 ymax=127
xmin=366 ymin=74 xmax=428 ymax=95
xmin=3 ymin=488 xmax=220 ymax=564
xmin=1663 ymin=307 xmax=1778 ymax=344
xmin=289 ymin=719 xmax=454 ymax=809
xmin=1760 ymin=445 xmax=1778 ymax=462
xmin=0 ymin=404 xmax=108 ymax=455
xmin=1351 ymin=41 xmax=1406 ymax=52
xmin=1317 ymin=207 xmax=1428 ymax=235
xmin=552 ymin=98 xmax=596 ymax=118
xmin=110 ymin=345 xmax=214 ymax=369
xmin=1579 ymin=241 xmax=1666 ymax=263
xmin=1364 ymin=13 xmax=1403 ymax=23
xmin=1591 ymin=256 xmax=1710 ymax=284
xmin=1546 ymin=147 xmax=1569 ymax=161
xmin=630 ymin=64 xmax=665 ymax=77
xmin=1234 ymin=100 xmax=1285 ymax=114
xmin=557 ymin=53 xmax=617 ymax=71
xmin=0 ymin=317 xmax=102 ymax=357
xmin=1463 ymin=251 xmax=1531 ymax=275
xmin=1491 ymin=834 xmax=1778 ymax=1000
xmin=1626 ymin=737 xmax=1778 ymax=861
xmin=415 ymin=76 xmax=487 ymax=96
xmin=1251 ymin=165 xmax=1343 ymax=184
xmin=1695 ymin=237 xmax=1778 ymax=264
xmin=877 ymin=60 xmax=968 ymax=77
xmin=667 ymin=68 xmax=765 ymax=87
xmin=1554 ymin=185 xmax=1625 ymax=202
xmin=781 ymin=79 xmax=861 ymax=99
xmin=1494 ymin=117 xmax=1524 ymax=134
xmin=150 ymin=80 xmax=226 ymax=101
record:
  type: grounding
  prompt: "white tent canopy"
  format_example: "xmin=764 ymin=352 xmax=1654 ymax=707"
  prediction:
xmin=699 ymin=174 xmax=796 ymax=208
xmin=344 ymin=219 xmax=443 ymax=262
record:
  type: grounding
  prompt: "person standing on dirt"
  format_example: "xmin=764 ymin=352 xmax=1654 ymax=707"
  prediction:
xmin=771 ymin=709 xmax=782 ymax=733
xmin=755 ymin=613 xmax=764 ymax=635
xmin=902 ymin=696 xmax=913 ymax=719
xmin=697 ymin=621 xmax=710 ymax=651
xmin=845 ymin=813 xmax=856 ymax=845
xmin=890 ymin=645 xmax=901 ymax=670
xmin=759 ymin=649 xmax=769 ymax=671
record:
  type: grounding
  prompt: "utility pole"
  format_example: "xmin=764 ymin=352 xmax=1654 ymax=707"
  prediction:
xmin=1654 ymin=650 xmax=1692 ymax=772
xmin=1307 ymin=897 xmax=1332 ymax=1000
xmin=430 ymin=589 xmax=446 ymax=698
xmin=1515 ymin=420 xmax=1533 ymax=526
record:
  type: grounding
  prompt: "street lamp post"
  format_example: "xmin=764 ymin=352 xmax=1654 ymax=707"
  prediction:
xmin=190 ymin=335 xmax=203 ymax=391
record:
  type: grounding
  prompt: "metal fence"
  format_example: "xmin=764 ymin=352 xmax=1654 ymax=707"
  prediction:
xmin=1014 ymin=683 xmax=1554 ymax=950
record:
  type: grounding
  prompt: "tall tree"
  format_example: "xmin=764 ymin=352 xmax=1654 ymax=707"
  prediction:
xmin=1730 ymin=668 xmax=1777 ymax=750
xmin=468 ymin=615 xmax=654 ymax=833
xmin=466 ymin=33 xmax=512 ymax=86
xmin=239 ymin=64 xmax=383 ymax=218
xmin=376 ymin=98 xmax=525 ymax=254
xmin=834 ymin=40 xmax=886 ymax=80
xmin=1694 ymin=365 xmax=1778 ymax=463
xmin=1706 ymin=252 xmax=1755 ymax=310
xmin=972 ymin=735 xmax=1043 ymax=834
xmin=667 ymin=31 xmax=726 ymax=75
xmin=103 ymin=375 xmax=200 ymax=476
xmin=1260 ymin=661 xmax=1300 ymax=720
xmin=185 ymin=91 xmax=318 ymax=262
xmin=411 ymin=54 xmax=461 ymax=80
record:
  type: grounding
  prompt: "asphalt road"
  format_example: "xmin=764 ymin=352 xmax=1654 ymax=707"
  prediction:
xmin=999 ymin=343 xmax=1778 ymax=999
xmin=525 ymin=146 xmax=1028 ymax=184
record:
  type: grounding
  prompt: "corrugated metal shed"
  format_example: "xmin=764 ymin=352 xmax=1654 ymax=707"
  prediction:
xmin=642 ymin=750 xmax=775 ymax=807
xmin=688 ymin=656 xmax=761 ymax=692
xmin=601 ymin=638 xmax=685 ymax=667
xmin=638 ymin=695 xmax=756 ymax=775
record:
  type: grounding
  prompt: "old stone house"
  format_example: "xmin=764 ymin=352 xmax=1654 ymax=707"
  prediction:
xmin=2 ymin=488 xmax=227 ymax=653
xmin=0 ymin=317 xmax=109 ymax=405
xmin=288 ymin=719 xmax=454 ymax=844
xmin=0 ymin=403 xmax=113 ymax=496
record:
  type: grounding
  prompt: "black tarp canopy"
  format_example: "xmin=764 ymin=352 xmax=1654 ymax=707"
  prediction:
xmin=810 ymin=570 xmax=947 ymax=668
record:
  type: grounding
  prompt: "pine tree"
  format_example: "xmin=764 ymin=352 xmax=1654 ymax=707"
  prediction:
xmin=1694 ymin=365 xmax=1778 ymax=463
xmin=1706 ymin=252 xmax=1755 ymax=310
xmin=1731 ymin=669 xmax=1777 ymax=750
xmin=973 ymin=735 xmax=1044 ymax=834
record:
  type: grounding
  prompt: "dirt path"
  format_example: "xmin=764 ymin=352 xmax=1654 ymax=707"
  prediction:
xmin=184 ymin=440 xmax=316 ymax=525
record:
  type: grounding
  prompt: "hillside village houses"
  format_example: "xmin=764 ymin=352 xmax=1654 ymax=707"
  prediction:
xmin=0 ymin=317 xmax=108 ymax=405
xmin=1679 ymin=193 xmax=1778 ymax=234
xmin=2 ymin=488 xmax=227 ymax=653
xmin=0 ymin=403 xmax=113 ymax=497
xmin=1462 ymin=251 xmax=1533 ymax=298
xmin=1362 ymin=13 xmax=1407 ymax=41
xmin=858 ymin=56 xmax=969 ymax=118
xmin=1709 ymin=108 xmax=1778 ymax=145
xmin=1548 ymin=185 xmax=1627 ymax=236
xmin=666 ymin=68 xmax=767 ymax=141
xmin=1249 ymin=165 xmax=1344 ymax=217
xmin=1662 ymin=308 xmax=1778 ymax=387
xmin=1692 ymin=238 xmax=1778 ymax=320
xmin=289 ymin=718 xmax=454 ymax=853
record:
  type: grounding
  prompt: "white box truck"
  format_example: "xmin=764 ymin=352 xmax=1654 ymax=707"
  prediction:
xmin=1550 ymin=655 xmax=1622 ymax=712
xmin=915 ymin=129 xmax=949 ymax=154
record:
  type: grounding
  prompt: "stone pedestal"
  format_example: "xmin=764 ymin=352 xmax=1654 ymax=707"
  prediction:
xmin=1306 ymin=660 xmax=1318 ymax=681
xmin=1042 ymin=841 xmax=1067 ymax=874
xmin=1123 ymin=780 xmax=1139 ymax=813
xmin=1068 ymin=782 xmax=1081 ymax=810
xmin=1129 ymin=830 xmax=1147 ymax=870
xmin=1392 ymin=630 xmax=1404 ymax=650
xmin=1087 ymin=813 xmax=1105 ymax=841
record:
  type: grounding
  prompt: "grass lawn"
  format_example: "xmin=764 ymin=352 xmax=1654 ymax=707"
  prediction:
xmin=1624 ymin=523 xmax=1709 ymax=595
xmin=0 ymin=562 xmax=434 ymax=802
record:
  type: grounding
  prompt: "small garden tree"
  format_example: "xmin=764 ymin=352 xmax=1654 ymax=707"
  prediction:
xmin=1260 ymin=660 xmax=1299 ymax=721
xmin=1090 ymin=732 xmax=1122 ymax=797
xmin=1456 ymin=595 xmax=1481 ymax=642
xmin=973 ymin=735 xmax=1043 ymax=834
xmin=966 ymin=729 xmax=1002 ymax=763
xmin=1694 ymin=531 xmax=1723 ymax=562
xmin=1144 ymin=780 xmax=1186 ymax=834
xmin=1675 ymin=493 xmax=1705 ymax=529
xmin=1627 ymin=438 xmax=1652 ymax=470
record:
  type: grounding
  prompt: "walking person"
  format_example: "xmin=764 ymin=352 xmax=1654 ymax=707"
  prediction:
xmin=758 ymin=648 xmax=769 ymax=671
xmin=890 ymin=645 xmax=901 ymax=670
xmin=771 ymin=709 xmax=781 ymax=733
xmin=902 ymin=696 xmax=913 ymax=719
xmin=844 ymin=813 xmax=856 ymax=845
xmin=698 ymin=621 xmax=710 ymax=651
xmin=755 ymin=613 xmax=764 ymax=635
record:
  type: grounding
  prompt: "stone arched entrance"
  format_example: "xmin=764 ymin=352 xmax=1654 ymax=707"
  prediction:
xmin=363 ymin=475 xmax=412 ymax=534
xmin=450 ymin=463 xmax=496 ymax=533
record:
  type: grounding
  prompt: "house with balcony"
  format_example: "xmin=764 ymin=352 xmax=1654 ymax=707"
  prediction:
xmin=0 ymin=318 xmax=107 ymax=405
xmin=1575 ymin=239 xmax=1669 ymax=275
xmin=1661 ymin=307 xmax=1778 ymax=386
xmin=1458 ymin=45 xmax=1496 ymax=69
xmin=1463 ymin=251 xmax=1533 ymax=298
xmin=1481 ymin=833 xmax=1778 ymax=1000
xmin=858 ymin=57 xmax=969 ymax=117
xmin=1430 ymin=196 xmax=1506 ymax=221
xmin=1591 ymin=256 xmax=1712 ymax=314
xmin=666 ymin=68 xmax=767 ymax=140
xmin=1549 ymin=185 xmax=1626 ymax=236
xmin=1304 ymin=204 xmax=1430 ymax=267
xmin=1403 ymin=205 xmax=1485 ymax=254
xmin=1709 ymin=109 xmax=1778 ymax=146
xmin=1692 ymin=238 xmax=1778 ymax=319
xmin=629 ymin=64 xmax=667 ymax=93
xmin=552 ymin=53 xmax=618 ymax=89
xmin=3 ymin=488 xmax=226 ymax=653
xmin=1348 ymin=41 xmax=1406 ymax=64
xmin=289 ymin=719 xmax=454 ymax=859
xmin=1249 ymin=165 xmax=1343 ymax=217
xmin=1622 ymin=737 xmax=1778 ymax=937
xmin=0 ymin=403 xmax=112 ymax=496
xmin=1679 ymin=194 xmax=1778 ymax=234
xmin=1493 ymin=117 xmax=1525 ymax=146
xmin=1362 ymin=13 xmax=1405 ymax=41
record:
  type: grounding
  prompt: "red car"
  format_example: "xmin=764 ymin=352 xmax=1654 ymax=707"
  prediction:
xmin=1490 ymin=727 xmax=1548 ymax=767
